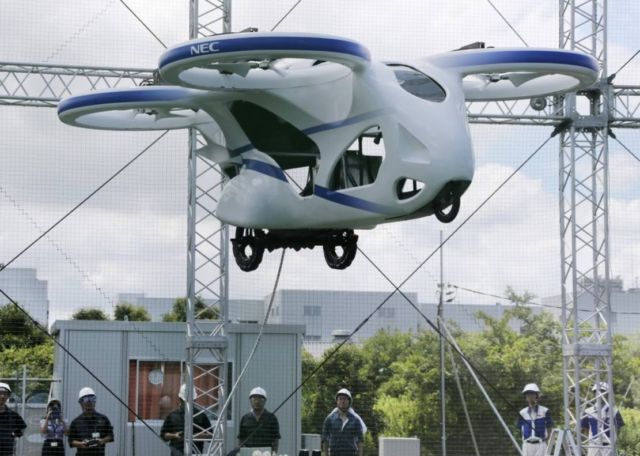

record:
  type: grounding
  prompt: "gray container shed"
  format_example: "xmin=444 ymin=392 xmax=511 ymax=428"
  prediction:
xmin=51 ymin=320 xmax=304 ymax=456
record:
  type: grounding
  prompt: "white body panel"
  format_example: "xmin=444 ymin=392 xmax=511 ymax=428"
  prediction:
xmin=58 ymin=33 xmax=598 ymax=230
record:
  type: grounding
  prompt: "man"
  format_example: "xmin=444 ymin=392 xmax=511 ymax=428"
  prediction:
xmin=236 ymin=387 xmax=280 ymax=453
xmin=161 ymin=384 xmax=212 ymax=455
xmin=68 ymin=387 xmax=114 ymax=456
xmin=0 ymin=383 xmax=26 ymax=456
xmin=516 ymin=383 xmax=553 ymax=456
xmin=580 ymin=382 xmax=624 ymax=456
xmin=321 ymin=389 xmax=364 ymax=456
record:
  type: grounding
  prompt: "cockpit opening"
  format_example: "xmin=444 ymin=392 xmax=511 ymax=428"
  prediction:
xmin=229 ymin=100 xmax=320 ymax=170
xmin=329 ymin=126 xmax=385 ymax=190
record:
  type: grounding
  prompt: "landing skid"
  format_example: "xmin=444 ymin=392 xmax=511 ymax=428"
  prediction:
xmin=231 ymin=227 xmax=358 ymax=272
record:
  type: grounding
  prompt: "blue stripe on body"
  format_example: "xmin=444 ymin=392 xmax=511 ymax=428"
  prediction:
xmin=239 ymin=161 xmax=393 ymax=215
xmin=231 ymin=144 xmax=255 ymax=155
xmin=160 ymin=35 xmax=370 ymax=69
xmin=439 ymin=49 xmax=599 ymax=73
xmin=242 ymin=158 xmax=287 ymax=182
xmin=302 ymin=109 xmax=385 ymax=135
xmin=314 ymin=185 xmax=394 ymax=215
xmin=57 ymin=88 xmax=190 ymax=115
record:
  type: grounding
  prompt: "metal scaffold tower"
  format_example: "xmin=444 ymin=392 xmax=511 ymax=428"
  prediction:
xmin=557 ymin=0 xmax=617 ymax=453
xmin=467 ymin=1 xmax=640 ymax=453
xmin=184 ymin=1 xmax=231 ymax=455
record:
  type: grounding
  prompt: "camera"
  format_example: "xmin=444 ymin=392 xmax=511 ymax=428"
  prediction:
xmin=51 ymin=406 xmax=61 ymax=421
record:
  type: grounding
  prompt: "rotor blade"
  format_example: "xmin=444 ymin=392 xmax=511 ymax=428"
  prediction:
xmin=506 ymin=72 xmax=548 ymax=87
xmin=202 ymin=62 xmax=259 ymax=77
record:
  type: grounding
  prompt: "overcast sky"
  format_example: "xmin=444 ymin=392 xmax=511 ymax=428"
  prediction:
xmin=1 ymin=0 xmax=639 ymax=324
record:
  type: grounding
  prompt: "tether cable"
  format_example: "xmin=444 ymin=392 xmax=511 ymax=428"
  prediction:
xmin=0 ymin=287 xmax=165 ymax=442
xmin=608 ymin=49 xmax=640 ymax=82
xmin=612 ymin=135 xmax=640 ymax=164
xmin=0 ymin=131 xmax=168 ymax=273
xmin=44 ymin=0 xmax=118 ymax=64
xmin=485 ymin=0 xmax=529 ymax=47
xmin=353 ymin=133 xmax=555 ymax=411
xmin=261 ymin=133 xmax=555 ymax=427
xmin=357 ymin=247 xmax=521 ymax=413
xmin=0 ymin=131 xmax=174 ymax=446
xmin=271 ymin=0 xmax=304 ymax=31
xmin=0 ymin=184 xmax=173 ymax=361
xmin=119 ymin=0 xmax=167 ymax=49
xmin=214 ymin=250 xmax=285 ymax=454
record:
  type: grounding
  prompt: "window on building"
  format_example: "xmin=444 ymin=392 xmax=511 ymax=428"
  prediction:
xmin=303 ymin=306 xmax=322 ymax=317
xmin=127 ymin=360 xmax=222 ymax=422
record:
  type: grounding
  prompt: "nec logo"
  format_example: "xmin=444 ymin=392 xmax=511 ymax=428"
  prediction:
xmin=190 ymin=41 xmax=220 ymax=56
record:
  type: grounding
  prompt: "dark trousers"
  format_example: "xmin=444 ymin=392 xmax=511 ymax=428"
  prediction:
xmin=42 ymin=439 xmax=65 ymax=456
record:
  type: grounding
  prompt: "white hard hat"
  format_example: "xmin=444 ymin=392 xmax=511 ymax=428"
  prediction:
xmin=249 ymin=387 xmax=267 ymax=399
xmin=522 ymin=383 xmax=541 ymax=395
xmin=592 ymin=382 xmax=609 ymax=392
xmin=178 ymin=384 xmax=197 ymax=401
xmin=0 ymin=382 xmax=11 ymax=394
xmin=78 ymin=387 xmax=95 ymax=400
xmin=336 ymin=388 xmax=352 ymax=401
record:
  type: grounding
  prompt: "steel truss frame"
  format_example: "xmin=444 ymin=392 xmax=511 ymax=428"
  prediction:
xmin=1 ymin=0 xmax=639 ymax=455
xmin=556 ymin=0 xmax=618 ymax=453
xmin=185 ymin=3 xmax=231 ymax=456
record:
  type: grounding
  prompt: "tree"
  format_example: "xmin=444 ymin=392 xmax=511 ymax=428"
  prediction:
xmin=301 ymin=330 xmax=417 ymax=456
xmin=161 ymin=297 xmax=219 ymax=322
xmin=298 ymin=288 xmax=640 ymax=456
xmin=618 ymin=407 xmax=640 ymax=456
xmin=114 ymin=302 xmax=151 ymax=321
xmin=0 ymin=341 xmax=54 ymax=396
xmin=357 ymin=330 xmax=415 ymax=446
xmin=301 ymin=342 xmax=366 ymax=438
xmin=448 ymin=290 xmax=563 ymax=455
xmin=612 ymin=334 xmax=640 ymax=409
xmin=0 ymin=304 xmax=53 ymax=398
xmin=72 ymin=307 xmax=109 ymax=320
xmin=0 ymin=303 xmax=47 ymax=349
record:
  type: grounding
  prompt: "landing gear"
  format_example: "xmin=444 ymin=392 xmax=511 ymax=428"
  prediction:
xmin=434 ymin=197 xmax=460 ymax=223
xmin=231 ymin=228 xmax=359 ymax=271
xmin=323 ymin=230 xmax=358 ymax=270
xmin=231 ymin=227 xmax=265 ymax=272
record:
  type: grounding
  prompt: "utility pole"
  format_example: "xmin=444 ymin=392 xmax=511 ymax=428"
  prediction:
xmin=438 ymin=230 xmax=446 ymax=456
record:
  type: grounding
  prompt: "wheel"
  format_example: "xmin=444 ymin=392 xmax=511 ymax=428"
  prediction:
xmin=434 ymin=197 xmax=460 ymax=223
xmin=323 ymin=230 xmax=358 ymax=270
xmin=231 ymin=227 xmax=265 ymax=272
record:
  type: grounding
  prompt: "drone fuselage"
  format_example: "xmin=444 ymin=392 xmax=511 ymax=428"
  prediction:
xmin=57 ymin=32 xmax=598 ymax=270
xmin=200 ymin=59 xmax=474 ymax=229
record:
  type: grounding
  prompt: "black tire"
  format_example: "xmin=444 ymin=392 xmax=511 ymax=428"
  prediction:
xmin=323 ymin=230 xmax=358 ymax=269
xmin=231 ymin=227 xmax=265 ymax=272
xmin=434 ymin=197 xmax=460 ymax=223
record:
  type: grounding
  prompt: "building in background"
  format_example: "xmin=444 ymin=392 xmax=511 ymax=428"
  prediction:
xmin=0 ymin=267 xmax=49 ymax=326
xmin=115 ymin=281 xmax=640 ymax=354
xmin=542 ymin=276 xmax=640 ymax=336
xmin=266 ymin=289 xmax=422 ymax=343
xmin=117 ymin=293 xmax=264 ymax=323
xmin=51 ymin=320 xmax=304 ymax=456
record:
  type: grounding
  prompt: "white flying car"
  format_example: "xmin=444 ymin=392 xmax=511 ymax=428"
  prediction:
xmin=58 ymin=32 xmax=598 ymax=271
